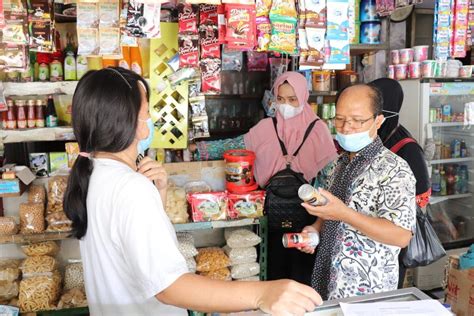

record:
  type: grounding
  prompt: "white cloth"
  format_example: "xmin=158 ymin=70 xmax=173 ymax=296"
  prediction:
xmin=80 ymin=158 xmax=188 ymax=316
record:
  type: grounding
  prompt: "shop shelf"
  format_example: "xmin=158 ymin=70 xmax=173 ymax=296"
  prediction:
xmin=0 ymin=231 xmax=71 ymax=245
xmin=174 ymin=218 xmax=260 ymax=232
xmin=429 ymin=122 xmax=468 ymax=127
xmin=350 ymin=43 xmax=389 ymax=55
xmin=429 ymin=157 xmax=474 ymax=164
xmin=205 ymin=94 xmax=262 ymax=99
xmin=0 ymin=127 xmax=75 ymax=144
xmin=3 ymin=81 xmax=79 ymax=96
xmin=36 ymin=306 xmax=89 ymax=316
xmin=430 ymin=193 xmax=472 ymax=205
xmin=309 ymin=91 xmax=338 ymax=97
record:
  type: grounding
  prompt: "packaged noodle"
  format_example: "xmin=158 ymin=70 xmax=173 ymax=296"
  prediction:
xmin=227 ymin=191 xmax=265 ymax=219
xmin=268 ymin=16 xmax=298 ymax=55
xmin=21 ymin=241 xmax=59 ymax=257
xmin=18 ymin=271 xmax=61 ymax=312
xmin=196 ymin=248 xmax=230 ymax=272
xmin=20 ymin=256 xmax=57 ymax=278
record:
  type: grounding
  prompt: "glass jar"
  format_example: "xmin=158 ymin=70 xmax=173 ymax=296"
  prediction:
xmin=27 ymin=99 xmax=36 ymax=128
xmin=35 ymin=100 xmax=45 ymax=128
xmin=312 ymin=70 xmax=331 ymax=92
xmin=6 ymin=99 xmax=17 ymax=130
xmin=15 ymin=100 xmax=27 ymax=129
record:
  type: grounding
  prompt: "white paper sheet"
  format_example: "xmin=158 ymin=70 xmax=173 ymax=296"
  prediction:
xmin=339 ymin=300 xmax=453 ymax=316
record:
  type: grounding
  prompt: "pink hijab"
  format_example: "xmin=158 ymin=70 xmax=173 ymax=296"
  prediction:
xmin=244 ymin=71 xmax=338 ymax=187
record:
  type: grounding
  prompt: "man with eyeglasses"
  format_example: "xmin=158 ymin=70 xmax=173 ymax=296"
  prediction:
xmin=298 ymin=84 xmax=417 ymax=301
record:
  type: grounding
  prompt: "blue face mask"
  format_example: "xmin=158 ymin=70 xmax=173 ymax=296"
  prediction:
xmin=137 ymin=118 xmax=154 ymax=156
xmin=336 ymin=123 xmax=375 ymax=152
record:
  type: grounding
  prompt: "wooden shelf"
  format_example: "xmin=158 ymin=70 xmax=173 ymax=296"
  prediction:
xmin=0 ymin=231 xmax=71 ymax=245
xmin=0 ymin=127 xmax=75 ymax=144
xmin=350 ymin=43 xmax=389 ymax=55
xmin=3 ymin=81 xmax=79 ymax=96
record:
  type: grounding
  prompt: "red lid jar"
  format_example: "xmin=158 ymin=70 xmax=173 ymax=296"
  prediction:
xmin=223 ymin=150 xmax=258 ymax=194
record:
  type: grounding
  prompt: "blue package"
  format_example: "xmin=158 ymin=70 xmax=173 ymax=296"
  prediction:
xmin=360 ymin=21 xmax=381 ymax=44
xmin=360 ymin=0 xmax=380 ymax=22
xmin=0 ymin=305 xmax=19 ymax=316
xmin=326 ymin=0 xmax=349 ymax=40
xmin=328 ymin=40 xmax=350 ymax=64
xmin=459 ymin=244 xmax=474 ymax=270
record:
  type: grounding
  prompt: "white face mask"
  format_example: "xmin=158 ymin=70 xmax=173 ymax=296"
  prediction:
xmin=277 ymin=103 xmax=304 ymax=120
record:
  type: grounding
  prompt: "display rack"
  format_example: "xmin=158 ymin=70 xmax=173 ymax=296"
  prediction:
xmin=2 ymin=81 xmax=78 ymax=96
xmin=350 ymin=43 xmax=389 ymax=55
xmin=429 ymin=122 xmax=468 ymax=128
xmin=0 ymin=231 xmax=71 ymax=245
xmin=0 ymin=127 xmax=75 ymax=144
xmin=429 ymin=157 xmax=474 ymax=164
xmin=430 ymin=193 xmax=472 ymax=204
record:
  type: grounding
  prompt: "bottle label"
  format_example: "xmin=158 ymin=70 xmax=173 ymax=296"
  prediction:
xmin=17 ymin=119 xmax=27 ymax=129
xmin=46 ymin=116 xmax=58 ymax=127
xmin=131 ymin=62 xmax=142 ymax=75
xmin=36 ymin=119 xmax=45 ymax=128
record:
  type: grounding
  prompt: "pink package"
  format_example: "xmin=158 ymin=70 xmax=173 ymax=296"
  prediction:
xmin=390 ymin=50 xmax=400 ymax=65
xmin=395 ymin=64 xmax=408 ymax=80
xmin=399 ymin=48 xmax=414 ymax=64
xmin=387 ymin=65 xmax=395 ymax=79
xmin=409 ymin=62 xmax=421 ymax=78
xmin=413 ymin=45 xmax=429 ymax=62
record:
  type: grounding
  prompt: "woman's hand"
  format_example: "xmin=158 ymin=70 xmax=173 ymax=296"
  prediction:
xmin=301 ymin=188 xmax=352 ymax=222
xmin=137 ymin=157 xmax=167 ymax=190
xmin=297 ymin=225 xmax=318 ymax=254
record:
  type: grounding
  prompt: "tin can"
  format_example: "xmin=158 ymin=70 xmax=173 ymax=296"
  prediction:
xmin=298 ymin=184 xmax=328 ymax=206
xmin=322 ymin=104 xmax=331 ymax=120
xmin=282 ymin=232 xmax=320 ymax=248
xmin=429 ymin=108 xmax=437 ymax=123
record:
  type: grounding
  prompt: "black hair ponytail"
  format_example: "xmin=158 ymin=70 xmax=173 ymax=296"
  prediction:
xmin=64 ymin=67 xmax=149 ymax=239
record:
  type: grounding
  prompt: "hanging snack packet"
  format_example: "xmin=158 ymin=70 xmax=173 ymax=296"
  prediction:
xmin=256 ymin=16 xmax=271 ymax=51
xmin=200 ymin=4 xmax=218 ymax=24
xmin=305 ymin=27 xmax=325 ymax=66
xmin=125 ymin=1 xmax=161 ymax=38
xmin=269 ymin=0 xmax=298 ymax=18
xmin=269 ymin=57 xmax=290 ymax=86
xmin=326 ymin=0 xmax=349 ymax=41
xmin=167 ymin=53 xmax=180 ymax=72
xmin=268 ymin=17 xmax=298 ymax=55
xmin=29 ymin=20 xmax=54 ymax=52
xmin=0 ymin=45 xmax=28 ymax=69
xmin=190 ymin=96 xmax=207 ymax=118
xmin=27 ymin=0 xmax=52 ymax=20
xmin=225 ymin=4 xmax=256 ymax=49
xmin=0 ymin=1 xmax=5 ymax=29
xmin=298 ymin=28 xmax=309 ymax=65
xmin=186 ymin=0 xmax=221 ymax=5
xmin=200 ymin=58 xmax=221 ymax=94
xmin=77 ymin=28 xmax=100 ymax=55
xmin=77 ymin=1 xmax=99 ymax=28
xmin=178 ymin=3 xmax=198 ymax=34
xmin=99 ymin=0 xmax=120 ymax=28
xmin=200 ymin=24 xmax=220 ymax=59
xmin=305 ymin=0 xmax=326 ymax=28
xmin=247 ymin=51 xmax=268 ymax=71
xmin=167 ymin=67 xmax=198 ymax=86
xmin=256 ymin=0 xmax=272 ymax=16
xmin=223 ymin=0 xmax=255 ymax=4
xmin=188 ymin=78 xmax=202 ymax=98
xmin=179 ymin=34 xmax=199 ymax=68
xmin=217 ymin=5 xmax=226 ymax=43
xmin=192 ymin=116 xmax=211 ymax=138
xmin=2 ymin=18 xmax=28 ymax=45
xmin=298 ymin=0 xmax=306 ymax=27
xmin=99 ymin=27 xmax=121 ymax=56
xmin=221 ymin=49 xmax=243 ymax=71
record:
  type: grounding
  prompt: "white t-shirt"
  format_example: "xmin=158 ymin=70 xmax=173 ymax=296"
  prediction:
xmin=80 ymin=158 xmax=188 ymax=316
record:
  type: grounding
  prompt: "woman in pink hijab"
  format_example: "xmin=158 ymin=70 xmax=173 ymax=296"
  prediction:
xmin=192 ymin=71 xmax=338 ymax=284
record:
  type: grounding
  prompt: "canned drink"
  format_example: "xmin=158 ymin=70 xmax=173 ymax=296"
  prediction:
xmin=322 ymin=104 xmax=331 ymax=120
xmin=282 ymin=232 xmax=320 ymax=248
xmin=298 ymin=184 xmax=328 ymax=206
xmin=429 ymin=108 xmax=437 ymax=123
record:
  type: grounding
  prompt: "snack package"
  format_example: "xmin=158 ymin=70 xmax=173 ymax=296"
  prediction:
xmin=47 ymin=176 xmax=68 ymax=214
xmin=57 ymin=287 xmax=88 ymax=309
xmin=2 ymin=19 xmax=28 ymax=45
xmin=45 ymin=212 xmax=72 ymax=232
xmin=99 ymin=27 xmax=121 ymax=56
xmin=326 ymin=0 xmax=349 ymax=41
xmin=179 ymin=34 xmax=199 ymax=68
xmin=165 ymin=184 xmax=189 ymax=224
xmin=305 ymin=0 xmax=326 ymax=27
xmin=270 ymin=0 xmax=298 ymax=18
xmin=49 ymin=152 xmax=68 ymax=174
xmin=300 ymin=27 xmax=326 ymax=67
xmin=224 ymin=4 xmax=256 ymax=49
xmin=20 ymin=256 xmax=57 ymax=277
xmin=28 ymin=185 xmax=46 ymax=204
xmin=199 ymin=267 xmax=232 ymax=280
xmin=0 ymin=45 xmax=28 ymax=70
xmin=221 ymin=49 xmax=243 ymax=71
xmin=65 ymin=143 xmax=80 ymax=169
xmin=28 ymin=20 xmax=54 ymax=52
xmin=227 ymin=191 xmax=265 ymax=219
xmin=217 ymin=5 xmax=226 ymax=43
xmin=29 ymin=153 xmax=49 ymax=178
xmin=256 ymin=16 xmax=272 ymax=51
xmin=298 ymin=0 xmax=307 ymax=27
xmin=21 ymin=242 xmax=59 ymax=257
xmin=77 ymin=1 xmax=99 ymax=28
xmin=19 ymin=203 xmax=45 ymax=234
xmin=231 ymin=262 xmax=260 ymax=279
xmin=27 ymin=0 xmax=52 ymax=20
xmin=125 ymin=1 xmax=161 ymax=38
xmin=191 ymin=116 xmax=211 ymax=139
xmin=77 ymin=27 xmax=100 ymax=56
xmin=187 ymin=191 xmax=227 ymax=222
xmin=178 ymin=3 xmax=199 ymax=34
xmin=268 ymin=17 xmax=298 ymax=54
xmin=200 ymin=24 xmax=220 ymax=59
xmin=64 ymin=262 xmax=84 ymax=291
xmin=177 ymin=237 xmax=198 ymax=258
xmin=247 ymin=51 xmax=268 ymax=71
xmin=99 ymin=0 xmax=120 ymax=28
xmin=18 ymin=272 xmax=61 ymax=312
xmin=186 ymin=257 xmax=197 ymax=273
xmin=269 ymin=57 xmax=290 ymax=86
xmin=0 ymin=281 xmax=19 ymax=301
xmin=328 ymin=39 xmax=350 ymax=64
xmin=225 ymin=228 xmax=261 ymax=248
xmin=190 ymin=96 xmax=207 ymax=118
xmin=0 ymin=217 xmax=18 ymax=237
xmin=262 ymin=90 xmax=277 ymax=116
xmin=196 ymin=247 xmax=230 ymax=272
xmin=0 ymin=259 xmax=21 ymax=282
xmin=200 ymin=4 xmax=218 ymax=24
xmin=188 ymin=79 xmax=202 ymax=98
xmin=223 ymin=246 xmax=258 ymax=265
xmin=200 ymin=58 xmax=222 ymax=94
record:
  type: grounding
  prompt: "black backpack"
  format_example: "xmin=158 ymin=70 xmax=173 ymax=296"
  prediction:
xmin=264 ymin=117 xmax=318 ymax=232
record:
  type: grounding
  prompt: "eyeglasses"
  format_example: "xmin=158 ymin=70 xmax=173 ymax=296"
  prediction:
xmin=334 ymin=116 xmax=375 ymax=129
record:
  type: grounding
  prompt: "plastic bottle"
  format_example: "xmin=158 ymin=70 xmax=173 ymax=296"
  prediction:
xmin=64 ymin=33 xmax=77 ymax=81
xmin=76 ymin=55 xmax=88 ymax=80
xmin=431 ymin=168 xmax=441 ymax=195
xmin=460 ymin=139 xmax=467 ymax=158
xmin=130 ymin=46 xmax=142 ymax=75
xmin=119 ymin=46 xmax=131 ymax=70
xmin=440 ymin=169 xmax=447 ymax=196
xmin=447 ymin=166 xmax=456 ymax=195
xmin=452 ymin=139 xmax=461 ymax=158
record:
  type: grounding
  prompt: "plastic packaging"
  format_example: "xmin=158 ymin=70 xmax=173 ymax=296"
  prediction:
xmin=409 ymin=62 xmax=421 ymax=79
xmin=47 ymin=176 xmax=68 ymax=214
xmin=399 ymin=48 xmax=414 ymax=64
xmin=223 ymin=246 xmax=257 ymax=265
xmin=390 ymin=50 xmax=400 ymax=65
xmin=64 ymin=262 xmax=84 ymax=291
xmin=184 ymin=181 xmax=212 ymax=194
xmin=0 ymin=260 xmax=21 ymax=282
xmin=231 ymin=262 xmax=260 ymax=279
xmin=422 ymin=60 xmax=436 ymax=78
xmin=199 ymin=267 xmax=232 ymax=281
xmin=45 ymin=212 xmax=72 ymax=232
xmin=196 ymin=248 xmax=230 ymax=272
xmin=360 ymin=21 xmax=381 ymax=44
xmin=186 ymin=257 xmax=197 ymax=273
xmin=413 ymin=45 xmax=429 ymax=62
xmin=165 ymin=185 xmax=189 ymax=224
xmin=0 ymin=281 xmax=19 ymax=301
xmin=395 ymin=64 xmax=408 ymax=80
xmin=20 ymin=256 xmax=57 ymax=277
xmin=227 ymin=191 xmax=265 ymax=219
xmin=226 ymin=229 xmax=261 ymax=248
xmin=57 ymin=287 xmax=88 ymax=309
xmin=28 ymin=185 xmax=46 ymax=204
xmin=21 ymin=242 xmax=59 ymax=257
xmin=19 ymin=203 xmax=45 ymax=234
xmin=0 ymin=217 xmax=18 ymax=236
xmin=177 ymin=238 xmax=198 ymax=259
xmin=187 ymin=192 xmax=227 ymax=222
xmin=18 ymin=272 xmax=61 ymax=312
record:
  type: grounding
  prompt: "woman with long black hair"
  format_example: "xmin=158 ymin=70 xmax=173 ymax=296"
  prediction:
xmin=64 ymin=67 xmax=321 ymax=316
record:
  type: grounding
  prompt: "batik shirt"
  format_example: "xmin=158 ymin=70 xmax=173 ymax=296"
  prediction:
xmin=326 ymin=140 xmax=416 ymax=300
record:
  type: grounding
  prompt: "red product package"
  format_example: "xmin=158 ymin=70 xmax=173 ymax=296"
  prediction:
xmin=200 ymin=24 xmax=220 ymax=58
xmin=200 ymin=4 xmax=218 ymax=24
xmin=247 ymin=51 xmax=268 ymax=71
xmin=225 ymin=4 xmax=256 ymax=49
xmin=178 ymin=3 xmax=198 ymax=34
xmin=200 ymin=58 xmax=222 ymax=94
xmin=217 ymin=5 xmax=226 ymax=44
xmin=187 ymin=192 xmax=228 ymax=222
xmin=179 ymin=34 xmax=199 ymax=68
xmin=227 ymin=191 xmax=265 ymax=219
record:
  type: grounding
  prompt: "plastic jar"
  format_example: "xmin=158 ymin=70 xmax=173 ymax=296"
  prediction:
xmin=223 ymin=150 xmax=257 ymax=194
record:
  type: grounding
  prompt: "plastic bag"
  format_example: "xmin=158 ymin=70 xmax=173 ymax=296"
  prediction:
xmin=0 ymin=281 xmax=19 ymax=301
xmin=64 ymin=262 xmax=84 ymax=291
xmin=46 ymin=212 xmax=73 ymax=232
xmin=177 ymin=239 xmax=198 ymax=259
xmin=199 ymin=268 xmax=231 ymax=281
xmin=19 ymin=203 xmax=45 ymax=234
xmin=0 ymin=260 xmax=21 ymax=282
xmin=196 ymin=248 xmax=230 ymax=272
xmin=21 ymin=241 xmax=59 ymax=257
xmin=18 ymin=272 xmax=61 ymax=312
xmin=0 ymin=217 xmax=18 ymax=236
xmin=223 ymin=246 xmax=257 ymax=265
xmin=237 ymin=275 xmax=260 ymax=281
xmin=20 ymin=256 xmax=57 ymax=278
xmin=47 ymin=176 xmax=68 ymax=214
xmin=225 ymin=229 xmax=261 ymax=248
xmin=27 ymin=185 xmax=46 ymax=204
xmin=231 ymin=262 xmax=260 ymax=279
xmin=186 ymin=257 xmax=197 ymax=273
xmin=0 ymin=305 xmax=19 ymax=316
xmin=57 ymin=287 xmax=88 ymax=309
xmin=402 ymin=207 xmax=446 ymax=268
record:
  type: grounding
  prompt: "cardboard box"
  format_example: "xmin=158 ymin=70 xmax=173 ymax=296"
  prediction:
xmin=0 ymin=166 xmax=35 ymax=197
xmin=444 ymin=255 xmax=474 ymax=316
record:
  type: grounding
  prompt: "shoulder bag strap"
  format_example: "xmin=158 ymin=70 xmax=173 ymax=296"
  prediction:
xmin=390 ymin=137 xmax=417 ymax=154
xmin=272 ymin=117 xmax=288 ymax=156
xmin=293 ymin=119 xmax=319 ymax=157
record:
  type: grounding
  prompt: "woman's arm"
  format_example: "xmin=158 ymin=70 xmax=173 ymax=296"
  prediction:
xmin=193 ymin=135 xmax=246 ymax=160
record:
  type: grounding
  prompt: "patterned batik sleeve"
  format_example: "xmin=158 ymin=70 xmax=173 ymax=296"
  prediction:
xmin=376 ymin=163 xmax=417 ymax=232
xmin=314 ymin=160 xmax=337 ymax=189
xmin=195 ymin=135 xmax=245 ymax=160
